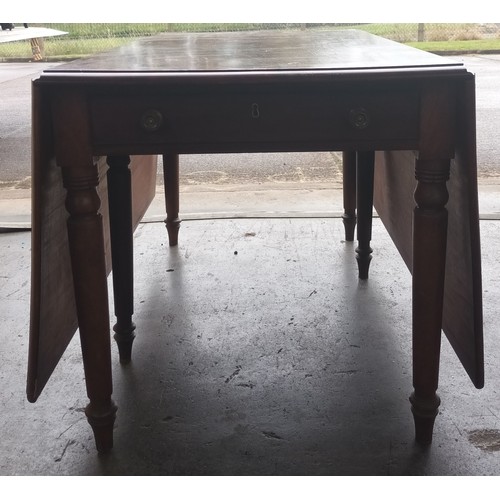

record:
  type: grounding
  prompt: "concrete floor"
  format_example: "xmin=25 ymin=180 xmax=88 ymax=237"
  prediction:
xmin=1 ymin=204 xmax=500 ymax=475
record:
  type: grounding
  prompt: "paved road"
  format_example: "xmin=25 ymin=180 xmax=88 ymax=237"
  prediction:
xmin=1 ymin=54 xmax=500 ymax=187
xmin=456 ymin=54 xmax=500 ymax=179
xmin=0 ymin=62 xmax=48 ymax=185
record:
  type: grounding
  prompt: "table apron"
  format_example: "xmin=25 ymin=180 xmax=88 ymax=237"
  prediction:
xmin=89 ymin=89 xmax=420 ymax=155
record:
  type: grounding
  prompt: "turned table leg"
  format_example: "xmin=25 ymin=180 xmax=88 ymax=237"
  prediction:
xmin=355 ymin=151 xmax=375 ymax=280
xmin=163 ymin=152 xmax=181 ymax=246
xmin=52 ymin=89 xmax=117 ymax=453
xmin=410 ymin=158 xmax=450 ymax=445
xmin=107 ymin=155 xmax=136 ymax=364
xmin=63 ymin=168 xmax=117 ymax=453
xmin=342 ymin=151 xmax=357 ymax=242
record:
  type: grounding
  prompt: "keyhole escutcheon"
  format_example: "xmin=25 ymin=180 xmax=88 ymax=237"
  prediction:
xmin=251 ymin=103 xmax=260 ymax=119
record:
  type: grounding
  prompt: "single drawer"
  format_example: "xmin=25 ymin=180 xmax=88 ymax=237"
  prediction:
xmin=89 ymin=87 xmax=419 ymax=151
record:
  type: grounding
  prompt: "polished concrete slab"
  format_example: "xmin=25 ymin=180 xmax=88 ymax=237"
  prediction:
xmin=1 ymin=217 xmax=500 ymax=475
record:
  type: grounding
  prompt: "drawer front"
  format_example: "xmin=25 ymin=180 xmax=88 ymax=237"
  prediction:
xmin=90 ymin=88 xmax=419 ymax=151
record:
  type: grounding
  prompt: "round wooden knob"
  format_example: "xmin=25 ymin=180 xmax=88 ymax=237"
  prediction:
xmin=140 ymin=109 xmax=163 ymax=132
xmin=349 ymin=108 xmax=370 ymax=130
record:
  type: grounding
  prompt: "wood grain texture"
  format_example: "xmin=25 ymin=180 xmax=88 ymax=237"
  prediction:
xmin=373 ymin=75 xmax=483 ymax=388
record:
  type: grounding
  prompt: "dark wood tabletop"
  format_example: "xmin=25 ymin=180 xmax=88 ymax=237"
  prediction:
xmin=45 ymin=29 xmax=463 ymax=74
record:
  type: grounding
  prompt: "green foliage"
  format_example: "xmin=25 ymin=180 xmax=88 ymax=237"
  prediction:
xmin=408 ymin=39 xmax=500 ymax=53
xmin=31 ymin=23 xmax=171 ymax=39
xmin=350 ymin=23 xmax=485 ymax=43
